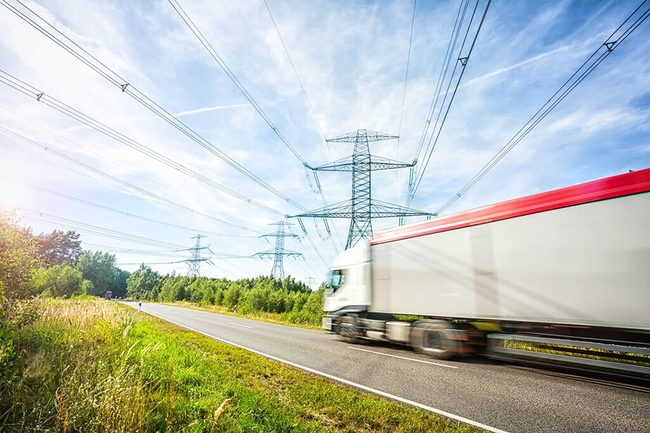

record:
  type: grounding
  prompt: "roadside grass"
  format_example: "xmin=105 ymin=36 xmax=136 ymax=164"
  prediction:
xmin=161 ymin=301 xmax=323 ymax=330
xmin=1 ymin=298 xmax=482 ymax=432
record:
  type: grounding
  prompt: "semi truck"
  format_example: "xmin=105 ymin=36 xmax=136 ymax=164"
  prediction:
xmin=322 ymin=169 xmax=650 ymax=373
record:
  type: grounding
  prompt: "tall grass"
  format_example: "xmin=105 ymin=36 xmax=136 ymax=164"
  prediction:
xmin=0 ymin=299 xmax=481 ymax=433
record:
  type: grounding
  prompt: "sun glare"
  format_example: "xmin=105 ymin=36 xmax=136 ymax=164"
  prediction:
xmin=0 ymin=180 xmax=26 ymax=208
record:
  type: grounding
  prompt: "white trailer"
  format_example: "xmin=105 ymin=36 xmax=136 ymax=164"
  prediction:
xmin=322 ymin=169 xmax=650 ymax=371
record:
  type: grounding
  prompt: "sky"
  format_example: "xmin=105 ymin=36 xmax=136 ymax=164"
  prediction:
xmin=0 ymin=0 xmax=649 ymax=287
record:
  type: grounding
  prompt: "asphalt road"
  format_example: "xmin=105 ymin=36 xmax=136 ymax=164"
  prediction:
xmin=123 ymin=302 xmax=649 ymax=433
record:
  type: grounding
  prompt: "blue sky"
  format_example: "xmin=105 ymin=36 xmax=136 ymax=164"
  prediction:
xmin=1 ymin=0 xmax=648 ymax=285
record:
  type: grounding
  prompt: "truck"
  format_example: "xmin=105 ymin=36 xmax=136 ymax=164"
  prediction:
xmin=322 ymin=168 xmax=650 ymax=374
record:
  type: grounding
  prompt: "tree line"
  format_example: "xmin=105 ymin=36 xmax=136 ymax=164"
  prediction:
xmin=0 ymin=210 xmax=324 ymax=319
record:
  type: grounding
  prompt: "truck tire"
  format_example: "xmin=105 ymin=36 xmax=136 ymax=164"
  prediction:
xmin=337 ymin=316 xmax=361 ymax=344
xmin=410 ymin=320 xmax=459 ymax=360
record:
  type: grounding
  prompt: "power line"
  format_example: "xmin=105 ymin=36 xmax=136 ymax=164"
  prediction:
xmin=262 ymin=0 xmax=345 ymax=253
xmin=395 ymin=0 xmax=418 ymax=202
xmin=167 ymin=0 xmax=308 ymax=166
xmin=0 ymin=125 xmax=261 ymax=232
xmin=436 ymin=0 xmax=650 ymax=215
xmin=1 ymin=0 xmax=309 ymax=212
xmin=0 ymin=70 xmax=285 ymax=216
xmin=0 ymin=104 xmax=225 ymax=211
xmin=2 ymin=130 xmax=330 ymax=271
xmin=407 ymin=0 xmax=492 ymax=208
xmin=411 ymin=0 xmax=469 ymax=166
xmin=83 ymin=243 xmax=186 ymax=257
xmin=23 ymin=210 xmax=186 ymax=249
xmin=2 ymin=178 xmax=259 ymax=238
xmin=263 ymin=0 xmax=327 ymax=143
xmin=116 ymin=260 xmax=187 ymax=266
xmin=0 ymin=0 xmax=335 ymax=270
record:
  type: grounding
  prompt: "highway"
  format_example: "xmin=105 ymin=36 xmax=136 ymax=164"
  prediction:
xmin=124 ymin=302 xmax=650 ymax=433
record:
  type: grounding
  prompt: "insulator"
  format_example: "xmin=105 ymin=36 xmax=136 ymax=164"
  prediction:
xmin=304 ymin=166 xmax=322 ymax=193
xmin=314 ymin=219 xmax=330 ymax=241
xmin=297 ymin=218 xmax=308 ymax=238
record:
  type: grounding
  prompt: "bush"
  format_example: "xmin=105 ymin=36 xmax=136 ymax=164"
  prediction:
xmin=32 ymin=265 xmax=85 ymax=298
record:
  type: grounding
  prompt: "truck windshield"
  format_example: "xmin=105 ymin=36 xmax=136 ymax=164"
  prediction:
xmin=326 ymin=269 xmax=346 ymax=291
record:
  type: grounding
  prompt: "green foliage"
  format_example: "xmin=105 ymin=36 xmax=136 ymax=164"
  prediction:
xmin=0 ymin=300 xmax=480 ymax=432
xmin=158 ymin=274 xmax=324 ymax=326
xmin=112 ymin=267 xmax=130 ymax=298
xmin=32 ymin=265 xmax=85 ymax=298
xmin=81 ymin=279 xmax=94 ymax=296
xmin=36 ymin=229 xmax=82 ymax=267
xmin=0 ymin=210 xmax=42 ymax=299
xmin=0 ymin=281 xmax=13 ymax=374
xmin=126 ymin=264 xmax=162 ymax=300
xmin=76 ymin=250 xmax=117 ymax=296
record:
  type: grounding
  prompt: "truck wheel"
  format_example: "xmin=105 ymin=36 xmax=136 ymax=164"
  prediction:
xmin=337 ymin=316 xmax=361 ymax=344
xmin=410 ymin=321 xmax=459 ymax=360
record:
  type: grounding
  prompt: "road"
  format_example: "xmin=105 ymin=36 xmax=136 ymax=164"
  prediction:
xmin=124 ymin=302 xmax=649 ymax=433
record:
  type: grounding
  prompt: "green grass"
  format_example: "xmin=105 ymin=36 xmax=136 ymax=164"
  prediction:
xmin=163 ymin=301 xmax=324 ymax=330
xmin=1 ymin=299 xmax=483 ymax=432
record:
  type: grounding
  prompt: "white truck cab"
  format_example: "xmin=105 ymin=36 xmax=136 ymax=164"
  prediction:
xmin=322 ymin=242 xmax=372 ymax=330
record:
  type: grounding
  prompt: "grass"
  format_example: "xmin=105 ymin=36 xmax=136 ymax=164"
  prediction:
xmin=1 ymin=298 xmax=483 ymax=432
xmin=162 ymin=301 xmax=324 ymax=330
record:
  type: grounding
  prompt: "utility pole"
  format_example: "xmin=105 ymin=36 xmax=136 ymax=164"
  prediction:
xmin=291 ymin=129 xmax=434 ymax=249
xmin=253 ymin=221 xmax=302 ymax=280
xmin=180 ymin=235 xmax=211 ymax=277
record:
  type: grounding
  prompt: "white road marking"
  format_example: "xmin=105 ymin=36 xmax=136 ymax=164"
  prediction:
xmin=227 ymin=322 xmax=253 ymax=329
xmin=139 ymin=308 xmax=511 ymax=433
xmin=348 ymin=346 xmax=458 ymax=369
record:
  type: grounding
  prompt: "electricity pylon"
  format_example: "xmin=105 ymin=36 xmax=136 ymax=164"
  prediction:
xmin=178 ymin=235 xmax=212 ymax=277
xmin=291 ymin=129 xmax=434 ymax=249
xmin=253 ymin=221 xmax=302 ymax=280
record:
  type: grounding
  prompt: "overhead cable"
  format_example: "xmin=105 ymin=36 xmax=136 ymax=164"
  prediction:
xmin=407 ymin=0 xmax=492 ymax=207
xmin=23 ymin=210 xmax=186 ymax=249
xmin=0 ymin=70 xmax=283 ymax=216
xmin=262 ymin=0 xmax=344 ymax=252
xmin=3 ymin=178 xmax=259 ymax=238
xmin=394 ymin=0 xmax=418 ymax=201
xmin=436 ymin=0 xmax=650 ymax=215
xmin=168 ymin=0 xmax=307 ymax=165
xmin=0 ymin=125 xmax=261 ymax=232
xmin=0 ymin=0 xmax=308 ymax=211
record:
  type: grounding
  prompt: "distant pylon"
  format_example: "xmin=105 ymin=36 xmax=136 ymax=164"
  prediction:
xmin=291 ymin=129 xmax=434 ymax=249
xmin=253 ymin=221 xmax=302 ymax=280
xmin=180 ymin=235 xmax=211 ymax=277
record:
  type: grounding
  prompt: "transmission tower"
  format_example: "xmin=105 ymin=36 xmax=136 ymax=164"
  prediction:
xmin=291 ymin=129 xmax=434 ymax=249
xmin=253 ymin=221 xmax=302 ymax=280
xmin=179 ymin=235 xmax=212 ymax=277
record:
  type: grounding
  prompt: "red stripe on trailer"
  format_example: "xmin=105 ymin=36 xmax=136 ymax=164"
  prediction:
xmin=372 ymin=168 xmax=650 ymax=245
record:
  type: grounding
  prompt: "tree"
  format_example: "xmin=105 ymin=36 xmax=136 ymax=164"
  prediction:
xmin=109 ymin=268 xmax=130 ymax=299
xmin=0 ymin=211 xmax=42 ymax=299
xmin=32 ymin=265 xmax=84 ymax=298
xmin=126 ymin=264 xmax=161 ymax=300
xmin=75 ymin=251 xmax=117 ymax=296
xmin=36 ymin=230 xmax=82 ymax=267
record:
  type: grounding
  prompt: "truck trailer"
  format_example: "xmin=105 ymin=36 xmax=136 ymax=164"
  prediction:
xmin=322 ymin=169 xmax=650 ymax=372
